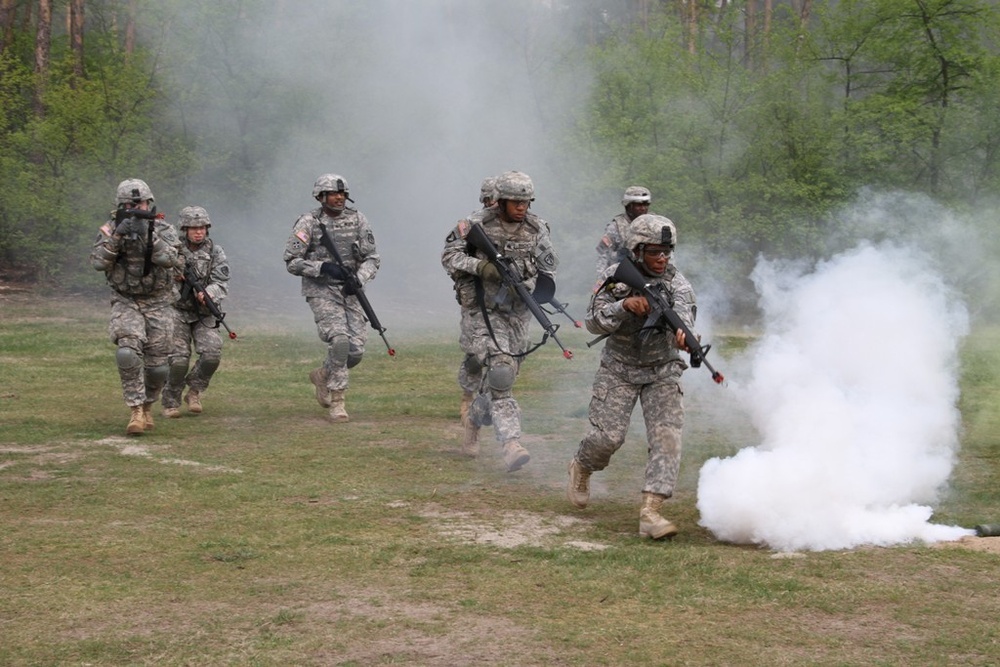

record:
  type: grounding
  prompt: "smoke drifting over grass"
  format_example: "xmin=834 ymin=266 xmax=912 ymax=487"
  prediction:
xmin=697 ymin=242 xmax=973 ymax=551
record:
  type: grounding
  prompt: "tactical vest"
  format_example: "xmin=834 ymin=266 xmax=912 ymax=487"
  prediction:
xmin=603 ymin=267 xmax=683 ymax=367
xmin=106 ymin=232 xmax=175 ymax=298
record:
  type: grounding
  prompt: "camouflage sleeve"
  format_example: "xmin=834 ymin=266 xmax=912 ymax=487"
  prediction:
xmin=594 ymin=219 xmax=618 ymax=276
xmin=354 ymin=212 xmax=380 ymax=285
xmin=284 ymin=214 xmax=320 ymax=277
xmin=90 ymin=220 xmax=119 ymax=271
xmin=584 ymin=266 xmax=631 ymax=336
xmin=206 ymin=244 xmax=230 ymax=306
xmin=671 ymin=271 xmax=697 ymax=329
xmin=151 ymin=220 xmax=182 ymax=269
xmin=441 ymin=219 xmax=483 ymax=278
xmin=533 ymin=219 xmax=559 ymax=277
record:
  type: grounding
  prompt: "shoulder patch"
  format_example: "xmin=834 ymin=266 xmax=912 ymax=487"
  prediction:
xmin=457 ymin=220 xmax=470 ymax=238
xmin=100 ymin=222 xmax=114 ymax=236
xmin=599 ymin=235 xmax=612 ymax=248
xmin=295 ymin=230 xmax=310 ymax=244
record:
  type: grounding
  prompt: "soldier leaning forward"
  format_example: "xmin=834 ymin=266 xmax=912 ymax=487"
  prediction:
xmin=569 ymin=214 xmax=695 ymax=540
xmin=90 ymin=178 xmax=183 ymax=436
xmin=441 ymin=170 xmax=559 ymax=472
xmin=284 ymin=173 xmax=380 ymax=422
xmin=162 ymin=206 xmax=230 ymax=418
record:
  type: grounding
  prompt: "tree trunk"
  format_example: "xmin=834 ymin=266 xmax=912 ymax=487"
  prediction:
xmin=125 ymin=0 xmax=137 ymax=55
xmin=745 ymin=0 xmax=757 ymax=68
xmin=70 ymin=0 xmax=84 ymax=80
xmin=0 ymin=0 xmax=16 ymax=54
xmin=34 ymin=0 xmax=52 ymax=115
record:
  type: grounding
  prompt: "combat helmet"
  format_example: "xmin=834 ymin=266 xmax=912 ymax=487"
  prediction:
xmin=626 ymin=214 xmax=676 ymax=256
xmin=479 ymin=177 xmax=498 ymax=205
xmin=179 ymin=206 xmax=211 ymax=229
xmin=621 ymin=185 xmax=652 ymax=206
xmin=495 ymin=170 xmax=534 ymax=202
xmin=312 ymin=173 xmax=350 ymax=200
xmin=116 ymin=178 xmax=154 ymax=206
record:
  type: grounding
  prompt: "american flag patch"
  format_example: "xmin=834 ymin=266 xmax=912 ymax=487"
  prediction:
xmin=295 ymin=230 xmax=310 ymax=244
xmin=100 ymin=222 xmax=113 ymax=236
xmin=457 ymin=220 xmax=470 ymax=237
xmin=600 ymin=235 xmax=612 ymax=247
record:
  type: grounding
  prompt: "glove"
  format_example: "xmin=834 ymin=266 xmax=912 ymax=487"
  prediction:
xmin=320 ymin=262 xmax=346 ymax=280
xmin=477 ymin=260 xmax=501 ymax=282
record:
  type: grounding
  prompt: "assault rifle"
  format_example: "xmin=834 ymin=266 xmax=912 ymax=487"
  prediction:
xmin=182 ymin=269 xmax=237 ymax=340
xmin=533 ymin=273 xmax=582 ymax=329
xmin=318 ymin=223 xmax=395 ymax=357
xmin=465 ymin=223 xmax=573 ymax=359
xmin=588 ymin=257 xmax=724 ymax=384
xmin=113 ymin=205 xmax=163 ymax=276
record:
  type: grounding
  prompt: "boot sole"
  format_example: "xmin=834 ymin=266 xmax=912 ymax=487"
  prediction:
xmin=639 ymin=523 xmax=678 ymax=540
xmin=505 ymin=452 xmax=530 ymax=472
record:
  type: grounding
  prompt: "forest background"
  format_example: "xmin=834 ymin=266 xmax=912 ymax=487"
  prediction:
xmin=2 ymin=0 xmax=1000 ymax=328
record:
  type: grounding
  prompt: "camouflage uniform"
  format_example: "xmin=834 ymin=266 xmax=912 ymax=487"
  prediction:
xmin=284 ymin=204 xmax=379 ymax=393
xmin=595 ymin=212 xmax=632 ymax=276
xmin=574 ymin=261 xmax=694 ymax=498
xmin=90 ymin=198 xmax=183 ymax=416
xmin=441 ymin=207 xmax=559 ymax=448
xmin=162 ymin=234 xmax=230 ymax=411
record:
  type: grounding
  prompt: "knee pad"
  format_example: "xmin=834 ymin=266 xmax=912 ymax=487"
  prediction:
xmin=347 ymin=346 xmax=363 ymax=369
xmin=462 ymin=354 xmax=482 ymax=376
xmin=116 ymin=346 xmax=142 ymax=371
xmin=199 ymin=355 xmax=221 ymax=378
xmin=487 ymin=357 xmax=517 ymax=392
xmin=146 ymin=364 xmax=170 ymax=390
xmin=329 ymin=334 xmax=350 ymax=365
xmin=168 ymin=359 xmax=190 ymax=386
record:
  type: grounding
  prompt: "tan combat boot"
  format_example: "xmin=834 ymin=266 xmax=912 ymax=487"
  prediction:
xmin=639 ymin=492 xmax=678 ymax=540
xmin=459 ymin=391 xmax=473 ymax=426
xmin=328 ymin=390 xmax=349 ymax=422
xmin=461 ymin=421 xmax=480 ymax=457
xmin=126 ymin=405 xmax=145 ymax=436
xmin=184 ymin=389 xmax=203 ymax=414
xmin=567 ymin=459 xmax=591 ymax=509
xmin=309 ymin=367 xmax=332 ymax=408
xmin=142 ymin=402 xmax=155 ymax=431
xmin=163 ymin=406 xmax=181 ymax=419
xmin=502 ymin=439 xmax=530 ymax=472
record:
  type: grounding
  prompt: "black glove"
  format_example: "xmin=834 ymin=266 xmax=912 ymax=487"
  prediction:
xmin=343 ymin=275 xmax=361 ymax=295
xmin=320 ymin=262 xmax=346 ymax=280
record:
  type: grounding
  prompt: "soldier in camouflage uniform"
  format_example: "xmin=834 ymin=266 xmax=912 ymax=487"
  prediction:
xmin=90 ymin=179 xmax=183 ymax=436
xmin=441 ymin=170 xmax=559 ymax=471
xmin=595 ymin=185 xmax=652 ymax=276
xmin=284 ymin=174 xmax=380 ymax=422
xmin=162 ymin=206 xmax=230 ymax=418
xmin=456 ymin=176 xmax=498 ymax=430
xmin=568 ymin=214 xmax=694 ymax=539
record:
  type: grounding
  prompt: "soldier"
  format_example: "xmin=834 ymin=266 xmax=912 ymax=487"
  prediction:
xmin=284 ymin=173 xmax=380 ymax=422
xmin=90 ymin=178 xmax=183 ymax=435
xmin=568 ymin=214 xmax=694 ymax=539
xmin=162 ymin=206 xmax=230 ymax=418
xmin=595 ymin=185 xmax=652 ymax=276
xmin=457 ymin=176 xmax=498 ymax=430
xmin=441 ymin=170 xmax=559 ymax=471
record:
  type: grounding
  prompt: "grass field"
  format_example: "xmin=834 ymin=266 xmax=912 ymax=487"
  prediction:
xmin=2 ymin=288 xmax=999 ymax=666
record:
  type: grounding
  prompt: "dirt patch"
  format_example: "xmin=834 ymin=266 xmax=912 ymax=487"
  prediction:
xmin=420 ymin=504 xmax=611 ymax=551
xmin=933 ymin=535 xmax=1000 ymax=555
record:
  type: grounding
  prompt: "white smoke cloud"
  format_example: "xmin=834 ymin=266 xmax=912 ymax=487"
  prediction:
xmin=696 ymin=242 xmax=974 ymax=551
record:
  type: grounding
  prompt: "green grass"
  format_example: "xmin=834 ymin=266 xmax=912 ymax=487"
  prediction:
xmin=1 ymin=293 xmax=999 ymax=665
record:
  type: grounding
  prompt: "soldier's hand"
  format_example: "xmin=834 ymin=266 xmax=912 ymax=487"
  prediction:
xmin=477 ymin=260 xmax=501 ymax=282
xmin=320 ymin=262 xmax=346 ymax=280
xmin=675 ymin=328 xmax=688 ymax=351
xmin=623 ymin=296 xmax=650 ymax=315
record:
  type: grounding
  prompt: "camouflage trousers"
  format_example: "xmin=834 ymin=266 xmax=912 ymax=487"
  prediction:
xmin=574 ymin=356 xmax=685 ymax=497
xmin=108 ymin=292 xmax=175 ymax=407
xmin=162 ymin=311 xmax=223 ymax=408
xmin=458 ymin=305 xmax=529 ymax=443
xmin=307 ymin=294 xmax=368 ymax=391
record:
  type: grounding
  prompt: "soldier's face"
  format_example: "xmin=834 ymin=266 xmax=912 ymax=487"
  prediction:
xmin=641 ymin=244 xmax=670 ymax=276
xmin=626 ymin=202 xmax=650 ymax=220
xmin=186 ymin=227 xmax=207 ymax=244
xmin=323 ymin=191 xmax=347 ymax=211
xmin=502 ymin=199 xmax=529 ymax=223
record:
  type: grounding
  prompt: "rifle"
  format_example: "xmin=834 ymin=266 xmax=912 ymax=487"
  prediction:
xmin=465 ymin=223 xmax=573 ymax=359
xmin=588 ymin=258 xmax=724 ymax=384
xmin=113 ymin=205 xmax=163 ymax=276
xmin=182 ymin=269 xmax=238 ymax=340
xmin=318 ymin=223 xmax=395 ymax=357
xmin=533 ymin=273 xmax=582 ymax=328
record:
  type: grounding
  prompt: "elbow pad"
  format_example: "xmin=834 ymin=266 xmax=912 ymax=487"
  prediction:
xmin=91 ymin=244 xmax=118 ymax=270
